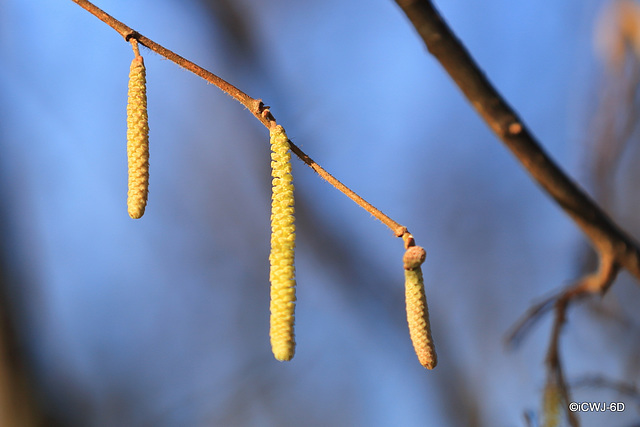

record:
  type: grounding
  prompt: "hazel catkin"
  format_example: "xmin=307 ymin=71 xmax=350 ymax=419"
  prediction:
xmin=403 ymin=246 xmax=437 ymax=369
xmin=126 ymin=55 xmax=149 ymax=219
xmin=269 ymin=125 xmax=296 ymax=361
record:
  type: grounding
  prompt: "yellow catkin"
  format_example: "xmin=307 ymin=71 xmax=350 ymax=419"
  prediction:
xmin=127 ymin=55 xmax=149 ymax=219
xmin=403 ymin=246 xmax=437 ymax=369
xmin=269 ymin=125 xmax=296 ymax=361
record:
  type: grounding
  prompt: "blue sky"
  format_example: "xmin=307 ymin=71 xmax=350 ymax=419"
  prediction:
xmin=2 ymin=0 xmax=639 ymax=426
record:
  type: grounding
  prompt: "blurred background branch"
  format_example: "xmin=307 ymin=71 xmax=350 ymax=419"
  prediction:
xmin=395 ymin=0 xmax=640 ymax=424
xmin=0 ymin=206 xmax=53 ymax=425
xmin=394 ymin=0 xmax=640 ymax=279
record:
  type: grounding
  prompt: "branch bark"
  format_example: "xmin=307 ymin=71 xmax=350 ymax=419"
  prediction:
xmin=394 ymin=0 xmax=640 ymax=280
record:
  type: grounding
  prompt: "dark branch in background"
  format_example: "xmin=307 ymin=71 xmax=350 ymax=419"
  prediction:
xmin=579 ymin=1 xmax=640 ymax=274
xmin=0 ymin=283 xmax=46 ymax=426
xmin=393 ymin=0 xmax=639 ymax=424
xmin=0 ymin=211 xmax=53 ymax=425
xmin=394 ymin=0 xmax=640 ymax=279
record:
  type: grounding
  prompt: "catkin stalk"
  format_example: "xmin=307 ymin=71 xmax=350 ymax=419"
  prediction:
xmin=404 ymin=246 xmax=437 ymax=369
xmin=269 ymin=125 xmax=296 ymax=361
xmin=127 ymin=55 xmax=149 ymax=219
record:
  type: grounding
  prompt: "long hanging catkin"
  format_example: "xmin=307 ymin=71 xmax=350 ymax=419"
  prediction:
xmin=126 ymin=53 xmax=149 ymax=219
xmin=403 ymin=244 xmax=437 ymax=369
xmin=269 ymin=125 xmax=297 ymax=361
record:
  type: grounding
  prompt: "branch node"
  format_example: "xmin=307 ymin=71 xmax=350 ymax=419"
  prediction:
xmin=395 ymin=226 xmax=408 ymax=239
xmin=508 ymin=122 xmax=522 ymax=135
xmin=124 ymin=30 xmax=141 ymax=43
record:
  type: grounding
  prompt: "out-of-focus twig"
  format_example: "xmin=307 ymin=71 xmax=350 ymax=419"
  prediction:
xmin=539 ymin=254 xmax=618 ymax=427
xmin=507 ymin=253 xmax=618 ymax=425
xmin=579 ymin=0 xmax=640 ymax=275
xmin=392 ymin=2 xmax=637 ymax=424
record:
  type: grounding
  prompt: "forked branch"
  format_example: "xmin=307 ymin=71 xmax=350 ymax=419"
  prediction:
xmin=393 ymin=0 xmax=637 ymax=420
xmin=541 ymin=254 xmax=618 ymax=426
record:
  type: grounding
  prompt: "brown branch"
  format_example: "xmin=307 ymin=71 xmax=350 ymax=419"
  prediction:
xmin=288 ymin=143 xmax=406 ymax=236
xmin=393 ymin=0 xmax=639 ymax=418
xmin=71 ymin=0 xmax=407 ymax=239
xmin=72 ymin=0 xmax=263 ymax=121
xmin=394 ymin=0 xmax=640 ymax=280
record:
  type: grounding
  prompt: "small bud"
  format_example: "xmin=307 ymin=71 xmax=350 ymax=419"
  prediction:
xmin=403 ymin=245 xmax=426 ymax=270
xmin=269 ymin=125 xmax=297 ymax=361
xmin=126 ymin=55 xmax=149 ymax=219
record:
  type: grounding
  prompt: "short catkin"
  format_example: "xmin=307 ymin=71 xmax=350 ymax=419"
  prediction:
xmin=127 ymin=55 xmax=149 ymax=219
xmin=403 ymin=246 xmax=437 ymax=369
xmin=269 ymin=125 xmax=297 ymax=361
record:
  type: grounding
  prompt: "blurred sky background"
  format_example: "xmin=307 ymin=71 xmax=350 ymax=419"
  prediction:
xmin=2 ymin=0 xmax=640 ymax=426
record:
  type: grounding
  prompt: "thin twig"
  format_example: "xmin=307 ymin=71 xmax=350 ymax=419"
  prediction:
xmin=505 ymin=253 xmax=619 ymax=425
xmin=130 ymin=38 xmax=140 ymax=58
xmin=506 ymin=251 xmax=619 ymax=348
xmin=288 ymin=143 xmax=406 ymax=236
xmin=537 ymin=254 xmax=618 ymax=427
xmin=71 ymin=0 xmax=407 ymax=239
xmin=72 ymin=0 xmax=263 ymax=122
xmin=504 ymin=288 xmax=564 ymax=349
xmin=394 ymin=0 xmax=640 ymax=280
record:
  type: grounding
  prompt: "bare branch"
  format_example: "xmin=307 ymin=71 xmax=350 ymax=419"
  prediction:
xmin=394 ymin=0 xmax=640 ymax=280
xmin=71 ymin=0 xmax=407 ymax=239
xmin=70 ymin=0 xmax=434 ymax=368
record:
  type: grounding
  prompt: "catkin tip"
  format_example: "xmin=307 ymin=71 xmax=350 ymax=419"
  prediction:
xmin=272 ymin=343 xmax=295 ymax=361
xmin=127 ymin=204 xmax=145 ymax=219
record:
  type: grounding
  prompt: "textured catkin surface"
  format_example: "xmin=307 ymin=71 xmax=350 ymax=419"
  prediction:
xmin=269 ymin=125 xmax=296 ymax=361
xmin=405 ymin=267 xmax=437 ymax=369
xmin=127 ymin=56 xmax=149 ymax=219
